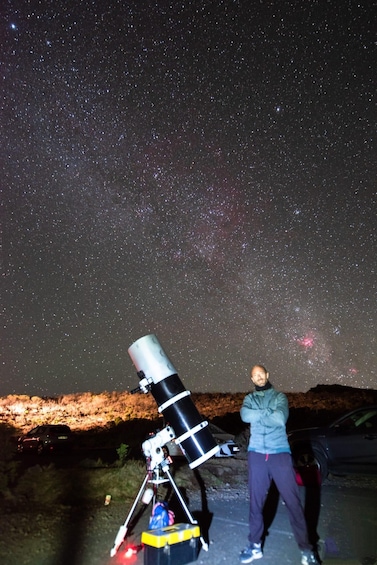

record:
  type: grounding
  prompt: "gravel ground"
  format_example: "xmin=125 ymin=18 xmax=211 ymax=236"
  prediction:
xmin=0 ymin=457 xmax=376 ymax=565
xmin=0 ymin=457 xmax=246 ymax=565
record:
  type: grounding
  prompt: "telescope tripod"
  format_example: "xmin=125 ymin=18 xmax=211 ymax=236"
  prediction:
xmin=110 ymin=441 xmax=208 ymax=557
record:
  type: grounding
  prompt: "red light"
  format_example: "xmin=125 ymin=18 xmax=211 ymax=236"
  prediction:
xmin=117 ymin=543 xmax=142 ymax=561
xmin=124 ymin=546 xmax=137 ymax=559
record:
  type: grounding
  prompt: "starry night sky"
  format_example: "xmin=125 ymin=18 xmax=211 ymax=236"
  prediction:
xmin=2 ymin=1 xmax=376 ymax=396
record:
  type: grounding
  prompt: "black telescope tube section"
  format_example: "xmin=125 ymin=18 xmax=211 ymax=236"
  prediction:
xmin=150 ymin=374 xmax=186 ymax=404
xmin=150 ymin=374 xmax=218 ymax=468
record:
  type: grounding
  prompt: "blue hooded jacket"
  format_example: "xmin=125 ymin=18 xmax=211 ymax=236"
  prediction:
xmin=240 ymin=385 xmax=291 ymax=454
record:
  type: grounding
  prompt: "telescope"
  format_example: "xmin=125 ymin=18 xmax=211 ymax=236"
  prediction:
xmin=110 ymin=334 xmax=219 ymax=557
xmin=129 ymin=333 xmax=219 ymax=468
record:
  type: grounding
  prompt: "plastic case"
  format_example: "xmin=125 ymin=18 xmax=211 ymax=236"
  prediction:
xmin=141 ymin=523 xmax=200 ymax=565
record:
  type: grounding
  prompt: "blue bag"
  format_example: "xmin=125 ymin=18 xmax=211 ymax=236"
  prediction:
xmin=149 ymin=501 xmax=175 ymax=530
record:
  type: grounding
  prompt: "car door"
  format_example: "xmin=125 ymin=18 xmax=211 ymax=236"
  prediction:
xmin=326 ymin=408 xmax=377 ymax=471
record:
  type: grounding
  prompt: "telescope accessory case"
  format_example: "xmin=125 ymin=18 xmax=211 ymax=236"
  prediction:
xmin=141 ymin=523 xmax=200 ymax=565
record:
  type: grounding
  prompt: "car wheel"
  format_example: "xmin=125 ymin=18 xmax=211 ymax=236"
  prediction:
xmin=294 ymin=447 xmax=328 ymax=483
xmin=313 ymin=449 xmax=328 ymax=481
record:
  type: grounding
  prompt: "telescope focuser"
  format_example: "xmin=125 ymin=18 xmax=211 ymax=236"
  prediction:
xmin=130 ymin=370 xmax=153 ymax=394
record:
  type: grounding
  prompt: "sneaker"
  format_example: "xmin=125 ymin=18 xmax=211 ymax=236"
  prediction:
xmin=301 ymin=549 xmax=320 ymax=564
xmin=239 ymin=543 xmax=263 ymax=563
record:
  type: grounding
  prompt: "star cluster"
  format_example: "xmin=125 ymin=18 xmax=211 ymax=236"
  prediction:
xmin=2 ymin=1 xmax=376 ymax=395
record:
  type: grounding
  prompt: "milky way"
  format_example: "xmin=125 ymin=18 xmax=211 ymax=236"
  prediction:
xmin=2 ymin=1 xmax=376 ymax=395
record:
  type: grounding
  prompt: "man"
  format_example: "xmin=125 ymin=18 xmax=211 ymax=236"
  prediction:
xmin=239 ymin=364 xmax=320 ymax=564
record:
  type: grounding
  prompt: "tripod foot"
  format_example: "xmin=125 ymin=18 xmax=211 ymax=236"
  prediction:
xmin=200 ymin=536 xmax=209 ymax=551
xmin=110 ymin=524 xmax=127 ymax=557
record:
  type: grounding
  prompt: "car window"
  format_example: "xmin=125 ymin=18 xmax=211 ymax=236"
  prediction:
xmin=336 ymin=409 xmax=377 ymax=432
xmin=354 ymin=410 xmax=377 ymax=430
xmin=335 ymin=416 xmax=357 ymax=431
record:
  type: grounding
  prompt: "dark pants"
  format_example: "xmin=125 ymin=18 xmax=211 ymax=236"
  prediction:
xmin=247 ymin=451 xmax=311 ymax=551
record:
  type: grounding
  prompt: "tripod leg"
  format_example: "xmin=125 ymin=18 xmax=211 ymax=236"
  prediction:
xmin=165 ymin=468 xmax=209 ymax=551
xmin=110 ymin=473 xmax=149 ymax=557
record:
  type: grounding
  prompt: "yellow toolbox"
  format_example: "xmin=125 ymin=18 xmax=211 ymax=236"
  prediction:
xmin=141 ymin=523 xmax=200 ymax=565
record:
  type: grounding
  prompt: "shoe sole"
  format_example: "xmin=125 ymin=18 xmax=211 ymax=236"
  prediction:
xmin=240 ymin=554 xmax=263 ymax=564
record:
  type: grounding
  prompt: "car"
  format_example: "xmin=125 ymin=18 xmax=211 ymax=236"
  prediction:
xmin=208 ymin=422 xmax=240 ymax=457
xmin=17 ymin=424 xmax=73 ymax=455
xmin=288 ymin=405 xmax=377 ymax=482
xmin=165 ymin=422 xmax=240 ymax=458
